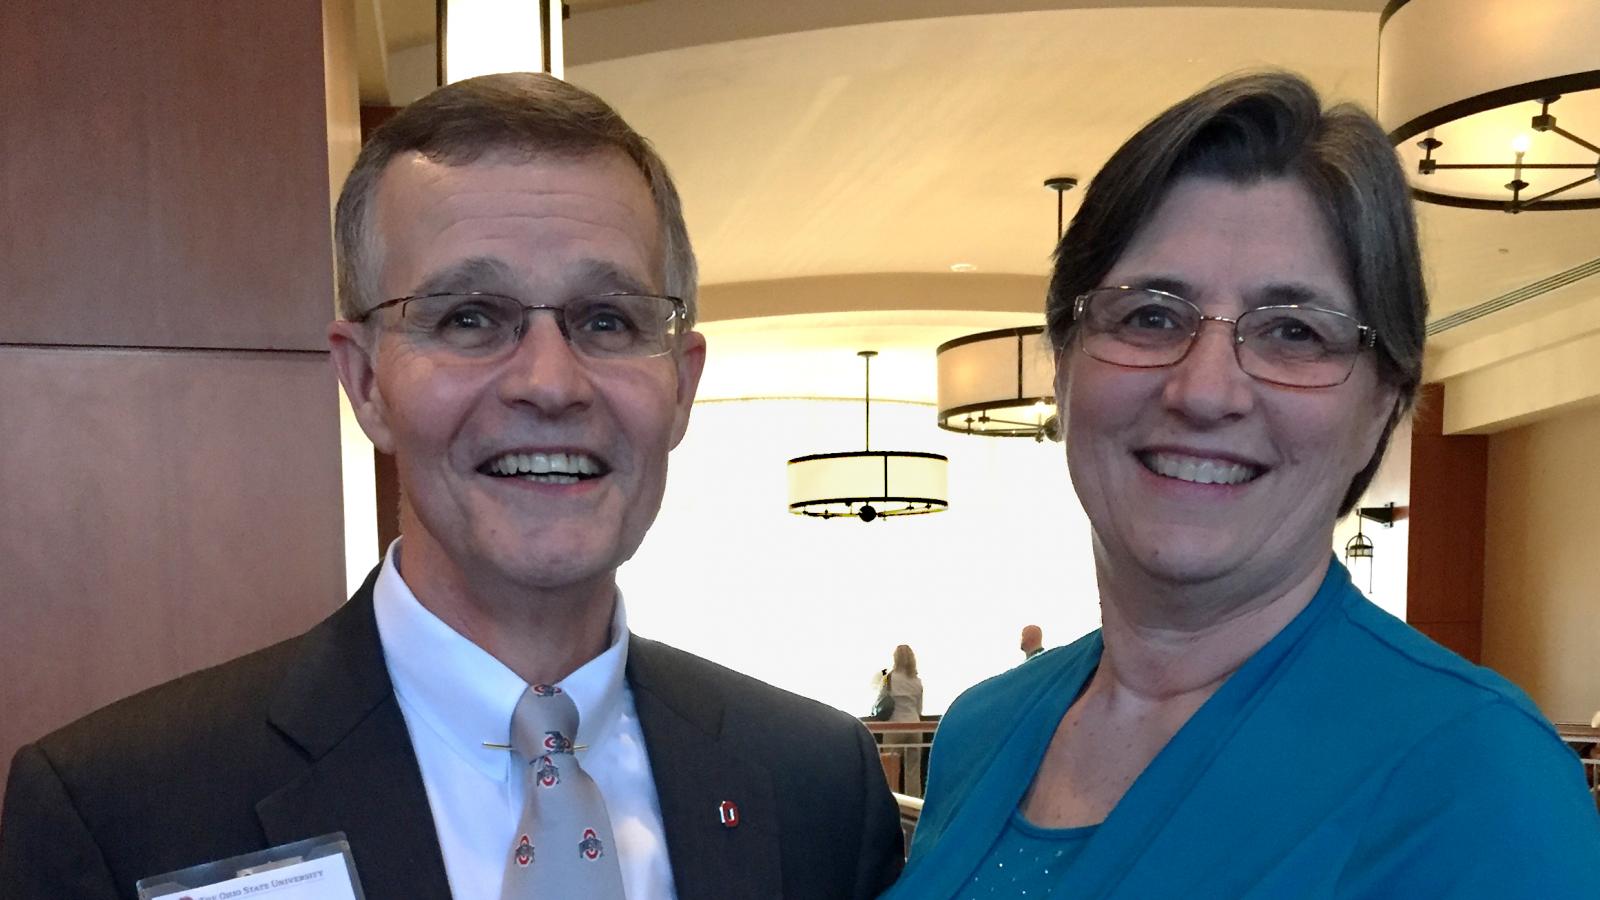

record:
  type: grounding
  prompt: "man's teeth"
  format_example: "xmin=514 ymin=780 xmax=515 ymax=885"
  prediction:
xmin=487 ymin=452 xmax=603 ymax=483
xmin=1142 ymin=452 xmax=1259 ymax=486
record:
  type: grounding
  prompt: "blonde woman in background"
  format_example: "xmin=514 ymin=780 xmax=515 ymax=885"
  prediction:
xmin=880 ymin=644 xmax=925 ymax=796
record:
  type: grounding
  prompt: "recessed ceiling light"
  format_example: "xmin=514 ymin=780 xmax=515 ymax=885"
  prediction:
xmin=950 ymin=262 xmax=977 ymax=273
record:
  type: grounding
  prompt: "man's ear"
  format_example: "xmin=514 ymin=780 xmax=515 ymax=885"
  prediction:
xmin=328 ymin=320 xmax=396 ymax=454
xmin=668 ymin=330 xmax=707 ymax=450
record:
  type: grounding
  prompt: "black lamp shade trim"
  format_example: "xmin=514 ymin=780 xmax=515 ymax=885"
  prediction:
xmin=786 ymin=450 xmax=948 ymax=464
xmin=934 ymin=325 xmax=1048 ymax=354
xmin=1385 ymin=71 xmax=1600 ymax=148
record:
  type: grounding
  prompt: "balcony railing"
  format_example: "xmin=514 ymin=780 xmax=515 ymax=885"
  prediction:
xmin=865 ymin=720 xmax=936 ymax=850
xmin=1556 ymin=722 xmax=1599 ymax=811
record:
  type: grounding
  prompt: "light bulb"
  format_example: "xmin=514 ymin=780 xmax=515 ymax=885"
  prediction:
xmin=1512 ymin=133 xmax=1532 ymax=155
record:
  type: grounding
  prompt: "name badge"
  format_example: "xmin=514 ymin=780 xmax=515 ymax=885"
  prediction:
xmin=135 ymin=833 xmax=365 ymax=900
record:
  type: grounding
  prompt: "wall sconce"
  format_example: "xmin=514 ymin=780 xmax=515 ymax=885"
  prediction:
xmin=1379 ymin=0 xmax=1600 ymax=212
xmin=1345 ymin=503 xmax=1399 ymax=591
xmin=1359 ymin=504 xmax=1399 ymax=526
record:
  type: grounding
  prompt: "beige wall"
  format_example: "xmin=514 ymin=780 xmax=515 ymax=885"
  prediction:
xmin=1483 ymin=402 xmax=1600 ymax=724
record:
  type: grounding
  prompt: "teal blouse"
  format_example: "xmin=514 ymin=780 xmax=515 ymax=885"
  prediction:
xmin=959 ymin=811 xmax=1095 ymax=899
xmin=883 ymin=559 xmax=1600 ymax=898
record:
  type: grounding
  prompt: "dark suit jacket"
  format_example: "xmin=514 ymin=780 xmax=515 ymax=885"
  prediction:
xmin=0 ymin=574 xmax=903 ymax=898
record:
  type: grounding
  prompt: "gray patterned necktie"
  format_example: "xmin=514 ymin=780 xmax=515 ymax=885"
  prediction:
xmin=499 ymin=683 xmax=627 ymax=899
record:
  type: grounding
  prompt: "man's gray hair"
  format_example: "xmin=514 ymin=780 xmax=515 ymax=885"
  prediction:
xmin=1045 ymin=71 xmax=1428 ymax=516
xmin=333 ymin=72 xmax=697 ymax=325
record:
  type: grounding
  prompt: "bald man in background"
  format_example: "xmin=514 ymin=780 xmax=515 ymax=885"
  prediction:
xmin=1020 ymin=625 xmax=1045 ymax=661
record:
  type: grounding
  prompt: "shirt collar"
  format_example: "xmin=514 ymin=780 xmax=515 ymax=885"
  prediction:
xmin=372 ymin=540 xmax=632 ymax=781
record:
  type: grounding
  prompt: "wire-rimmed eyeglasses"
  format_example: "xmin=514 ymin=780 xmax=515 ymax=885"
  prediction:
xmin=350 ymin=292 xmax=688 ymax=361
xmin=1071 ymin=286 xmax=1379 ymax=388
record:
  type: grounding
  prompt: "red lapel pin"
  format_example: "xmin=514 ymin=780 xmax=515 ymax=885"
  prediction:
xmin=718 ymin=800 xmax=740 ymax=828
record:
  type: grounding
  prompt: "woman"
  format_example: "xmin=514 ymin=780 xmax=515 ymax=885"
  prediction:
xmin=880 ymin=644 xmax=926 ymax=795
xmin=885 ymin=73 xmax=1600 ymax=898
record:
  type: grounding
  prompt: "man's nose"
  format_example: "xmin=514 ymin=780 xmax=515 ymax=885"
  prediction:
xmin=496 ymin=310 xmax=595 ymax=415
xmin=1159 ymin=321 xmax=1256 ymax=423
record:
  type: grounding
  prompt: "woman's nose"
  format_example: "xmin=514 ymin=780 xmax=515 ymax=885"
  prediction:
xmin=1160 ymin=321 xmax=1256 ymax=423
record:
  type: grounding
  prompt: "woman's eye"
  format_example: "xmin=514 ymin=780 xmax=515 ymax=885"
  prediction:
xmin=1266 ymin=319 xmax=1324 ymax=344
xmin=1125 ymin=306 xmax=1180 ymax=330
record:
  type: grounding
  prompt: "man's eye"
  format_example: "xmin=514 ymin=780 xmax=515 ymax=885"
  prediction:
xmin=440 ymin=305 xmax=500 ymax=331
xmin=576 ymin=309 xmax=635 ymax=334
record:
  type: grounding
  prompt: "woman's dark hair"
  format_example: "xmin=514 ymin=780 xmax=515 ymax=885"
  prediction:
xmin=1046 ymin=71 xmax=1427 ymax=516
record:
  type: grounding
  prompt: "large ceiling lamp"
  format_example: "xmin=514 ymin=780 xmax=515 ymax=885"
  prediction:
xmin=1379 ymin=0 xmax=1600 ymax=212
xmin=787 ymin=351 xmax=948 ymax=522
xmin=935 ymin=327 xmax=1058 ymax=440
xmin=934 ymin=177 xmax=1074 ymax=440
xmin=437 ymin=0 xmax=565 ymax=84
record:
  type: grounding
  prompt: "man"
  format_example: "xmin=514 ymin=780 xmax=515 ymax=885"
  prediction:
xmin=0 ymin=74 xmax=903 ymax=899
xmin=1019 ymin=625 xmax=1045 ymax=660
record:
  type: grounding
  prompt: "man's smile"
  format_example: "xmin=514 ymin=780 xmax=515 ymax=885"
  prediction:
xmin=481 ymin=450 xmax=610 ymax=485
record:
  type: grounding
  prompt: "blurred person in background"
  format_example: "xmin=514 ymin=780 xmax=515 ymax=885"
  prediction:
xmin=877 ymin=645 xmax=926 ymax=796
xmin=1019 ymin=625 xmax=1045 ymax=660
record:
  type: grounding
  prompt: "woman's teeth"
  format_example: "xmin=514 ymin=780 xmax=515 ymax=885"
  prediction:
xmin=1140 ymin=452 xmax=1259 ymax=485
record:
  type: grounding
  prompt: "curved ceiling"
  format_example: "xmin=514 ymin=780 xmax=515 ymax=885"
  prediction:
xmin=365 ymin=1 xmax=1600 ymax=400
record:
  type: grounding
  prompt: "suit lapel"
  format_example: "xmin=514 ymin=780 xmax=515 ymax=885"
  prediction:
xmin=628 ymin=636 xmax=782 ymax=899
xmin=254 ymin=571 xmax=453 ymax=899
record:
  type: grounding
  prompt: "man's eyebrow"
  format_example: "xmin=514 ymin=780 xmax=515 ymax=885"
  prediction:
xmin=410 ymin=258 xmax=659 ymax=299
xmin=568 ymin=259 xmax=656 ymax=296
xmin=412 ymin=257 xmax=520 ymax=296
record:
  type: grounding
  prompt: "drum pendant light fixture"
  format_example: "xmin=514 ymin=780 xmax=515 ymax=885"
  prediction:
xmin=935 ymin=177 xmax=1075 ymax=439
xmin=936 ymin=326 xmax=1059 ymax=440
xmin=787 ymin=351 xmax=949 ymax=522
xmin=1379 ymin=0 xmax=1600 ymax=212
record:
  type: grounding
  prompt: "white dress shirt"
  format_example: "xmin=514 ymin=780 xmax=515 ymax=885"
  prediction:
xmin=372 ymin=542 xmax=678 ymax=899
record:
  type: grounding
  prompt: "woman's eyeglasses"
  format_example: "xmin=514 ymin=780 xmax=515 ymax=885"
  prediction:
xmin=1071 ymin=286 xmax=1378 ymax=388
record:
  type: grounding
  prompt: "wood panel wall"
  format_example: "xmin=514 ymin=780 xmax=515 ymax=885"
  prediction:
xmin=0 ymin=0 xmax=357 ymax=818
xmin=1406 ymin=383 xmax=1488 ymax=662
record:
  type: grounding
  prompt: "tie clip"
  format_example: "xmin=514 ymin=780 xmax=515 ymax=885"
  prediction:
xmin=482 ymin=741 xmax=589 ymax=751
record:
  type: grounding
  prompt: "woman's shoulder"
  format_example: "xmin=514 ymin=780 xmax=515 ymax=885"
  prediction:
xmin=938 ymin=632 xmax=1100 ymax=746
xmin=1333 ymin=589 xmax=1549 ymax=725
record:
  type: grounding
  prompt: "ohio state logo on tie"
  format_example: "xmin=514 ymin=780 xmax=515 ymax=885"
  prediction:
xmin=543 ymin=730 xmax=573 ymax=754
xmin=531 ymin=683 xmax=563 ymax=697
xmin=535 ymin=754 xmax=560 ymax=787
xmin=578 ymin=828 xmax=605 ymax=860
xmin=514 ymin=834 xmax=534 ymax=867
